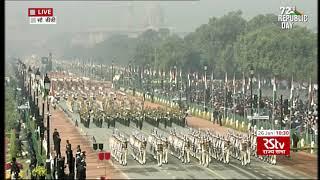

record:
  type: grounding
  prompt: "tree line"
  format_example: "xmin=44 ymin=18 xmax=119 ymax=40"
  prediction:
xmin=64 ymin=10 xmax=317 ymax=82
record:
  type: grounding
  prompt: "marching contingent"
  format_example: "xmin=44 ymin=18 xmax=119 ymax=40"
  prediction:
xmin=48 ymin=71 xmax=283 ymax=170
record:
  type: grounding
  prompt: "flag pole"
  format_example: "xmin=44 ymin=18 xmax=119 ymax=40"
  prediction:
xmin=257 ymin=74 xmax=260 ymax=128
xmin=289 ymin=76 xmax=294 ymax=131
xmin=272 ymin=77 xmax=276 ymax=130
xmin=224 ymin=72 xmax=228 ymax=125
xmin=233 ymin=73 xmax=236 ymax=128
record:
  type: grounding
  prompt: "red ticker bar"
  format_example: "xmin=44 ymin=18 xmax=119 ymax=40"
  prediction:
xmin=28 ymin=8 xmax=53 ymax=17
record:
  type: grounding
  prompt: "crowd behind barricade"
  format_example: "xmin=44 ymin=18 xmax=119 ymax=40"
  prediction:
xmin=148 ymin=78 xmax=318 ymax=146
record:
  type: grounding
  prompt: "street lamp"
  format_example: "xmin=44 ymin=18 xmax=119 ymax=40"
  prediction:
xmin=35 ymin=69 xmax=43 ymax=153
xmin=35 ymin=69 xmax=41 ymax=106
xmin=249 ymin=64 xmax=254 ymax=126
xmin=44 ymin=73 xmax=51 ymax=174
xmin=28 ymin=67 xmax=32 ymax=97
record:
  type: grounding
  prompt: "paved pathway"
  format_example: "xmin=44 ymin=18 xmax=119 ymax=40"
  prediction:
xmin=56 ymin=99 xmax=314 ymax=179
xmin=49 ymin=106 xmax=127 ymax=179
xmin=43 ymin=73 xmax=317 ymax=179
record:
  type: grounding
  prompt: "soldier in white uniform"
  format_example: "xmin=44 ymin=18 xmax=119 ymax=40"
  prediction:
xmin=201 ymin=138 xmax=210 ymax=167
xmin=183 ymin=136 xmax=191 ymax=163
xmin=156 ymin=140 xmax=163 ymax=166
xmin=240 ymin=138 xmax=248 ymax=166
xmin=121 ymin=138 xmax=128 ymax=166
xmin=223 ymin=138 xmax=231 ymax=164
xmin=162 ymin=138 xmax=169 ymax=164
xmin=246 ymin=135 xmax=251 ymax=165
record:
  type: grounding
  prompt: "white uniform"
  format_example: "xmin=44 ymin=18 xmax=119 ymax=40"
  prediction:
xmin=156 ymin=142 xmax=163 ymax=166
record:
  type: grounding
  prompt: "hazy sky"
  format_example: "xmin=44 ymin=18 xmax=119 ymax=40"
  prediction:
xmin=5 ymin=0 xmax=318 ymax=56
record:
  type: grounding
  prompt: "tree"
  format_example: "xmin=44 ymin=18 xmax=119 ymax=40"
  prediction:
xmin=5 ymin=87 xmax=18 ymax=133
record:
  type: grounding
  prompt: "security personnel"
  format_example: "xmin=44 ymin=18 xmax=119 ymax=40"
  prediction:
xmin=75 ymin=153 xmax=82 ymax=179
xmin=139 ymin=114 xmax=144 ymax=130
xmin=65 ymin=140 xmax=73 ymax=174
xmin=57 ymin=156 xmax=66 ymax=179
xmin=106 ymin=115 xmax=111 ymax=128
xmin=66 ymin=140 xmax=72 ymax=155
xmin=53 ymin=128 xmax=60 ymax=148
xmin=76 ymin=145 xmax=81 ymax=157
xmin=78 ymin=152 xmax=87 ymax=180
xmin=98 ymin=113 xmax=103 ymax=128
xmin=68 ymin=157 xmax=75 ymax=179
xmin=54 ymin=134 xmax=62 ymax=158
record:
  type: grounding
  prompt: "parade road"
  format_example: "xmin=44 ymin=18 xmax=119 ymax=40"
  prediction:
xmin=47 ymin=97 xmax=316 ymax=179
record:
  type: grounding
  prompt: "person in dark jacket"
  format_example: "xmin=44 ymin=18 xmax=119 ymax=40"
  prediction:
xmin=292 ymin=132 xmax=299 ymax=152
xmin=53 ymin=128 xmax=60 ymax=150
xmin=10 ymin=157 xmax=20 ymax=179
xmin=54 ymin=135 xmax=62 ymax=158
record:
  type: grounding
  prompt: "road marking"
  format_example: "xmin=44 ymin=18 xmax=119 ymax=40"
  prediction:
xmin=199 ymin=165 xmax=226 ymax=179
xmin=228 ymin=163 xmax=259 ymax=179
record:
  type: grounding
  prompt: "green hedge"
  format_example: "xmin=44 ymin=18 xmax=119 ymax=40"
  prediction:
xmin=25 ymin=112 xmax=44 ymax=164
xmin=10 ymin=129 xmax=17 ymax=159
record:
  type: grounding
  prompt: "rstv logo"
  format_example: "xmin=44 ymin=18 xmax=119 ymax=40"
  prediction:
xmin=256 ymin=130 xmax=290 ymax=156
xmin=263 ymin=138 xmax=285 ymax=150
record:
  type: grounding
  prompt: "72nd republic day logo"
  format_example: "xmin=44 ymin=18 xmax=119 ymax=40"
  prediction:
xmin=278 ymin=6 xmax=308 ymax=29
